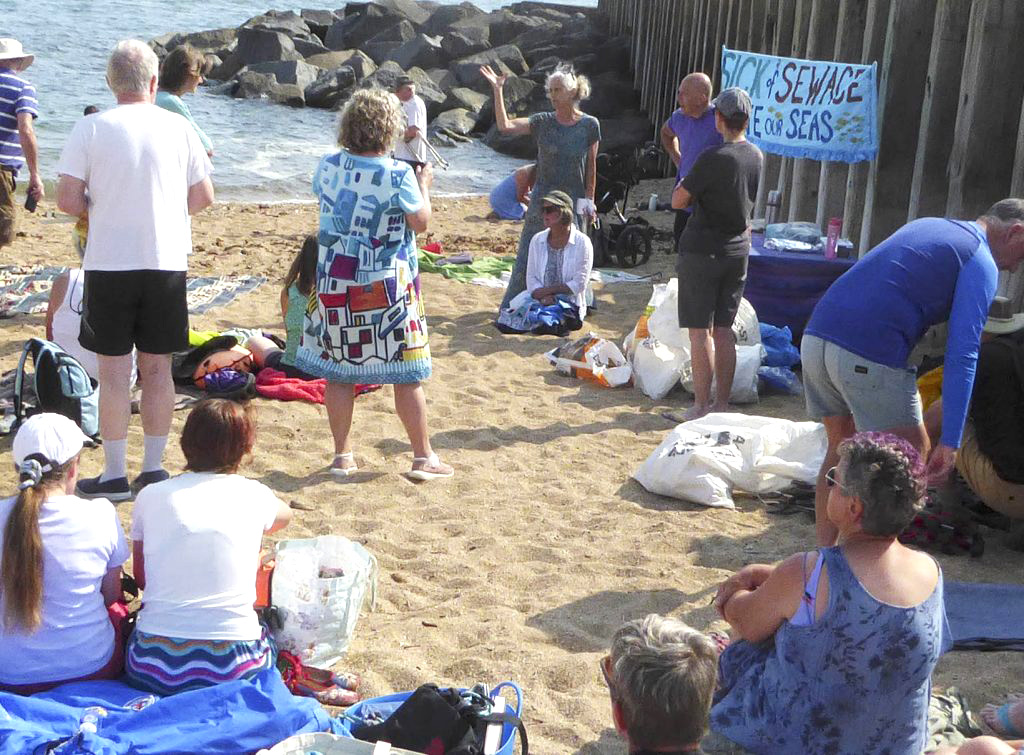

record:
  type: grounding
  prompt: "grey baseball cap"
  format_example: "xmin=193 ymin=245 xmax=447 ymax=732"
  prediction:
xmin=713 ymin=87 xmax=752 ymax=118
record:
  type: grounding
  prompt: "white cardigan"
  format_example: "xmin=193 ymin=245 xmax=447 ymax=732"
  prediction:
xmin=525 ymin=226 xmax=594 ymax=317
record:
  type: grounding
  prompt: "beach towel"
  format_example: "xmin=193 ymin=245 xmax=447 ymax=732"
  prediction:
xmin=0 ymin=267 xmax=266 ymax=317
xmin=418 ymin=249 xmax=516 ymax=284
xmin=944 ymin=581 xmax=1024 ymax=650
xmin=255 ymin=368 xmax=326 ymax=404
xmin=0 ymin=669 xmax=331 ymax=754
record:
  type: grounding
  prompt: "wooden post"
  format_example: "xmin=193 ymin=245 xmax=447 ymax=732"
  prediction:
xmin=1013 ymin=92 xmax=1024 ymax=198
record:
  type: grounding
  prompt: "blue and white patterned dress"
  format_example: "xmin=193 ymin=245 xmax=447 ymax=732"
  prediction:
xmin=295 ymin=151 xmax=431 ymax=384
xmin=710 ymin=546 xmax=951 ymax=755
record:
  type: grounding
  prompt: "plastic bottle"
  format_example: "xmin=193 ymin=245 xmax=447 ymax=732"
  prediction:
xmin=825 ymin=217 xmax=842 ymax=259
xmin=648 ymin=193 xmax=658 ymax=211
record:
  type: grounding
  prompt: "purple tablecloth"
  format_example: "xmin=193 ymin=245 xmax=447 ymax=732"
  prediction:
xmin=745 ymin=233 xmax=855 ymax=340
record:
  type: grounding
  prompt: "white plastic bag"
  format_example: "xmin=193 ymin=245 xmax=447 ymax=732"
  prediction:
xmin=633 ymin=337 xmax=688 ymax=399
xmin=647 ymin=278 xmax=761 ymax=350
xmin=272 ymin=535 xmax=378 ymax=667
xmin=632 ymin=413 xmax=826 ymax=508
xmin=546 ymin=333 xmax=632 ymax=388
xmin=680 ymin=343 xmax=763 ymax=404
xmin=259 ymin=733 xmax=420 ymax=755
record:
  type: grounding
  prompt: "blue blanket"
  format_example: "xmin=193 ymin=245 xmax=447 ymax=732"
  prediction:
xmin=0 ymin=669 xmax=331 ymax=754
xmin=945 ymin=581 xmax=1024 ymax=651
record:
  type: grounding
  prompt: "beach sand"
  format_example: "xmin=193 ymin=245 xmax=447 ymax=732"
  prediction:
xmin=3 ymin=181 xmax=1023 ymax=753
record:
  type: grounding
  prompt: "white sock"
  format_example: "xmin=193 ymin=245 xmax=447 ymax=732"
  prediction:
xmin=141 ymin=435 xmax=168 ymax=474
xmin=101 ymin=439 xmax=127 ymax=482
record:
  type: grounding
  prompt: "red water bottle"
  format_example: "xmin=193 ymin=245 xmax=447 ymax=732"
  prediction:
xmin=825 ymin=217 xmax=842 ymax=259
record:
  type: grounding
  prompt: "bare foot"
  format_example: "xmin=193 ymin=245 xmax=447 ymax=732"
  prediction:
xmin=684 ymin=403 xmax=710 ymax=421
xmin=980 ymin=695 xmax=1024 ymax=737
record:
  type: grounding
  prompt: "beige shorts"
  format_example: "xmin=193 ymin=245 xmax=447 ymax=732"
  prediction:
xmin=957 ymin=422 xmax=1024 ymax=520
xmin=0 ymin=169 xmax=16 ymax=247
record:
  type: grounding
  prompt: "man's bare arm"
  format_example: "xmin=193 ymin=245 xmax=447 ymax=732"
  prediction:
xmin=187 ymin=177 xmax=215 ymax=215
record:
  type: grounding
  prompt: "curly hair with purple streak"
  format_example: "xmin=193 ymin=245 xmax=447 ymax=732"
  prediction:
xmin=837 ymin=432 xmax=927 ymax=536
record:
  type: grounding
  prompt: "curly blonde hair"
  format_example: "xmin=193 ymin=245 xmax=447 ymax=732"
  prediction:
xmin=336 ymin=88 xmax=403 ymax=154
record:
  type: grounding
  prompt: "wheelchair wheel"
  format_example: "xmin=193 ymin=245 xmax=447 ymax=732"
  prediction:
xmin=616 ymin=224 xmax=652 ymax=268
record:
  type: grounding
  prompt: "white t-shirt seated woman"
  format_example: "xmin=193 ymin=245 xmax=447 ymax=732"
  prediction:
xmin=525 ymin=225 xmax=593 ymax=318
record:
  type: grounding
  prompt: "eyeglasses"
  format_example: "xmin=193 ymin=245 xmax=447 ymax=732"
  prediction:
xmin=542 ymin=205 xmax=560 ymax=215
xmin=824 ymin=466 xmax=848 ymax=493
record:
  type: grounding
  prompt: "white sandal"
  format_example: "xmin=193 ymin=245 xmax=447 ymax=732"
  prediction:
xmin=329 ymin=451 xmax=357 ymax=477
xmin=407 ymin=452 xmax=454 ymax=481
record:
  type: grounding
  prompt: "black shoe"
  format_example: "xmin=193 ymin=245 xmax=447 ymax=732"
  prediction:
xmin=76 ymin=475 xmax=132 ymax=502
xmin=131 ymin=469 xmax=170 ymax=495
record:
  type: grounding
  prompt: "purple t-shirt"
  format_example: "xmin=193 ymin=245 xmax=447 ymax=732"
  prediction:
xmin=668 ymin=107 xmax=722 ymax=185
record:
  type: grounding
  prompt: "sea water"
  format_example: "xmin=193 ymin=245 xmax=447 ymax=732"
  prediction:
xmin=4 ymin=0 xmax=596 ymax=201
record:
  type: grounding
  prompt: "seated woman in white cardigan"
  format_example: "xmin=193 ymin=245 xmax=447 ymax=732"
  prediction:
xmin=524 ymin=190 xmax=594 ymax=324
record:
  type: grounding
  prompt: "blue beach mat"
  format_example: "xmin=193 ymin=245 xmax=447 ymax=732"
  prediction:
xmin=0 ymin=669 xmax=331 ymax=754
xmin=945 ymin=581 xmax=1024 ymax=651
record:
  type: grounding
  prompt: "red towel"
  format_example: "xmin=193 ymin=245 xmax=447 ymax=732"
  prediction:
xmin=254 ymin=368 xmax=325 ymax=404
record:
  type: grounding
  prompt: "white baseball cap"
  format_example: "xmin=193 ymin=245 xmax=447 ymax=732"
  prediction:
xmin=13 ymin=413 xmax=91 ymax=468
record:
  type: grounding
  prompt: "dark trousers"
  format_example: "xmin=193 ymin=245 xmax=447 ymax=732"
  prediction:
xmin=672 ymin=209 xmax=691 ymax=250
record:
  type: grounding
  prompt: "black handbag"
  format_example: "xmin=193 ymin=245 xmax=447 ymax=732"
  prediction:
xmin=352 ymin=684 xmax=528 ymax=755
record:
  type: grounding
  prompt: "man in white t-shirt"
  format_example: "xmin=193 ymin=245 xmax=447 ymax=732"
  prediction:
xmin=393 ymin=75 xmax=427 ymax=166
xmin=56 ymin=39 xmax=214 ymax=502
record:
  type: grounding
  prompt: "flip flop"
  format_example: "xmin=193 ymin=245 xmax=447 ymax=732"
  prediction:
xmin=407 ymin=452 xmax=454 ymax=481
xmin=980 ymin=696 xmax=1024 ymax=738
xmin=277 ymin=650 xmax=361 ymax=707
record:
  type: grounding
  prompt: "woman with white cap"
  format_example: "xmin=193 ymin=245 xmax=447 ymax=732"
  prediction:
xmin=0 ymin=413 xmax=129 ymax=693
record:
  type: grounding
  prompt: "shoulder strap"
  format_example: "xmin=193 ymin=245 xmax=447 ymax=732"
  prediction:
xmin=12 ymin=338 xmax=42 ymax=424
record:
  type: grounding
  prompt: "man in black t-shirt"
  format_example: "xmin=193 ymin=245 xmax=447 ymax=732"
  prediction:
xmin=671 ymin=87 xmax=763 ymax=420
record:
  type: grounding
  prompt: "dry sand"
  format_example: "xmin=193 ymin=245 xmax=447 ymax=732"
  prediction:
xmin=3 ymin=179 xmax=1023 ymax=753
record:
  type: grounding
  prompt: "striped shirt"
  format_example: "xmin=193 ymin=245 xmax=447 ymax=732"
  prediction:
xmin=0 ymin=67 xmax=39 ymax=173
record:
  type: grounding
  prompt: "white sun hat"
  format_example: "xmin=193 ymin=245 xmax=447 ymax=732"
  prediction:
xmin=0 ymin=39 xmax=34 ymax=68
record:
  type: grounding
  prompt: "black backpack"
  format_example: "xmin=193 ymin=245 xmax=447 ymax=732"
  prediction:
xmin=13 ymin=338 xmax=100 ymax=437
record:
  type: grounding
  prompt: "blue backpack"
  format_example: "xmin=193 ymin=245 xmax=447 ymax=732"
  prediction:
xmin=13 ymin=338 xmax=99 ymax=438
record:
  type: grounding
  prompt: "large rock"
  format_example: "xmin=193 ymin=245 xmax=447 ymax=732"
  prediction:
xmin=304 ymin=65 xmax=357 ymax=109
xmin=450 ymin=45 xmax=529 ymax=88
xmin=241 ymin=59 xmax=321 ymax=91
xmin=242 ymin=12 xmax=316 ymax=43
xmin=584 ymin=71 xmax=641 ymax=118
xmin=358 ymin=60 xmax=408 ymax=91
xmin=363 ymin=20 xmax=416 ymax=64
xmin=327 ymin=5 xmax=407 ymax=50
xmin=211 ymin=28 xmax=301 ymax=81
xmin=179 ymin=28 xmax=238 ymax=57
xmin=405 ymin=66 xmax=447 ymax=119
xmin=390 ymin=33 xmax=445 ymax=70
xmin=293 ymin=37 xmax=330 ymax=58
xmin=443 ymin=86 xmax=488 ymax=114
xmin=306 ymin=49 xmax=376 ymax=80
xmin=234 ymin=70 xmax=275 ymax=99
xmin=440 ymin=26 xmax=490 ymax=59
xmin=490 ymin=12 xmax=554 ymax=47
xmin=597 ymin=111 xmax=655 ymax=153
xmin=374 ymin=0 xmax=432 ymax=28
xmin=300 ymin=9 xmax=341 ymax=42
xmin=422 ymin=2 xmax=484 ymax=36
xmin=430 ymin=108 xmax=477 ymax=136
xmin=482 ymin=123 xmax=535 ymax=158
xmin=425 ymin=67 xmax=457 ymax=91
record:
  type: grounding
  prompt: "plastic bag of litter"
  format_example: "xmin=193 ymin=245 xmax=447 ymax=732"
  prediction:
xmin=271 ymin=536 xmax=377 ymax=667
xmin=546 ymin=333 xmax=632 ymax=388
xmin=681 ymin=343 xmax=764 ymax=404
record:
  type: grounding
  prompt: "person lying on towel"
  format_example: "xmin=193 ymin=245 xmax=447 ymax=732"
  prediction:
xmin=0 ymin=414 xmax=129 ymax=694
xmin=125 ymin=399 xmax=291 ymax=695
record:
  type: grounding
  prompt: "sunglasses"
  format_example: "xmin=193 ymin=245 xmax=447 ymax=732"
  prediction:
xmin=824 ymin=466 xmax=848 ymax=493
xmin=542 ymin=205 xmax=560 ymax=215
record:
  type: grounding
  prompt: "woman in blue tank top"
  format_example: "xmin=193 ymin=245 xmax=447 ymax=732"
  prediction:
xmin=710 ymin=432 xmax=951 ymax=754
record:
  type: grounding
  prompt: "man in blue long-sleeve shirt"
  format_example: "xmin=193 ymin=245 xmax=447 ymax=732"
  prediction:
xmin=801 ymin=199 xmax=1024 ymax=545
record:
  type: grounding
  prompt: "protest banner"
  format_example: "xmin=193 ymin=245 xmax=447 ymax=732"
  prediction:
xmin=720 ymin=47 xmax=878 ymax=163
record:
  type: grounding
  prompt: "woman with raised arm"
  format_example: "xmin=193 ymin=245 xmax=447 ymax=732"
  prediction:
xmin=480 ymin=63 xmax=600 ymax=317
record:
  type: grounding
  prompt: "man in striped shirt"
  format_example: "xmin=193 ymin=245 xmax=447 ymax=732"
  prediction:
xmin=0 ymin=38 xmax=41 ymax=250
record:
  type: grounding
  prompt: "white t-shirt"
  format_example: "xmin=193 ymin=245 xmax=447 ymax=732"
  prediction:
xmin=56 ymin=103 xmax=212 ymax=272
xmin=131 ymin=472 xmax=281 ymax=641
xmin=394 ymin=94 xmax=427 ymax=163
xmin=0 ymin=494 xmax=129 ymax=685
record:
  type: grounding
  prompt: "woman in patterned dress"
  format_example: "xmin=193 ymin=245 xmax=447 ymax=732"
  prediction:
xmin=294 ymin=88 xmax=452 ymax=481
xmin=480 ymin=63 xmax=601 ymax=314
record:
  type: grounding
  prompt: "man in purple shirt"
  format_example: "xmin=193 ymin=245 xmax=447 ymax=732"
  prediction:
xmin=660 ymin=73 xmax=723 ymax=248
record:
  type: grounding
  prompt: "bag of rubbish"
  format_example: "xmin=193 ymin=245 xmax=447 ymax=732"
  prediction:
xmin=758 ymin=365 xmax=803 ymax=395
xmin=546 ymin=333 xmax=632 ymax=388
xmin=681 ymin=343 xmax=763 ymax=404
xmin=760 ymin=323 xmax=801 ymax=367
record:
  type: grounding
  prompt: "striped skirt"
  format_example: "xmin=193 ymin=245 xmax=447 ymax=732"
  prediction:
xmin=124 ymin=625 xmax=276 ymax=696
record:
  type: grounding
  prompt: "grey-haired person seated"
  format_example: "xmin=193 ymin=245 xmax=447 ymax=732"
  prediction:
xmin=603 ymin=614 xmax=717 ymax=754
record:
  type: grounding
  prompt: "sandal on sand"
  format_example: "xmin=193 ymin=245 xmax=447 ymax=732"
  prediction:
xmin=330 ymin=451 xmax=357 ymax=478
xmin=277 ymin=650 xmax=361 ymax=707
xmin=981 ymin=695 xmax=1024 ymax=738
xmin=407 ymin=452 xmax=454 ymax=481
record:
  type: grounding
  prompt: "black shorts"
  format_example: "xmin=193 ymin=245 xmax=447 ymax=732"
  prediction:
xmin=80 ymin=270 xmax=189 ymax=356
xmin=677 ymin=252 xmax=748 ymax=329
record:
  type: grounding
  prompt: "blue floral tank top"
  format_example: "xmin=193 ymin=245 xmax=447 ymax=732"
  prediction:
xmin=710 ymin=546 xmax=951 ymax=754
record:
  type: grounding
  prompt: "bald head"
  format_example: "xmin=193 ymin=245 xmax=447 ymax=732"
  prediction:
xmin=678 ymin=73 xmax=713 ymax=117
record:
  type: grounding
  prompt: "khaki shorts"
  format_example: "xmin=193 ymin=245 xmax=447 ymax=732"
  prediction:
xmin=0 ymin=169 xmax=16 ymax=248
xmin=958 ymin=422 xmax=1024 ymax=520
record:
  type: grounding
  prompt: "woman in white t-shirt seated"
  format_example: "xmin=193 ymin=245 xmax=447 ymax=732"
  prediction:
xmin=125 ymin=399 xmax=291 ymax=695
xmin=0 ymin=413 xmax=129 ymax=694
xmin=525 ymin=190 xmax=593 ymax=323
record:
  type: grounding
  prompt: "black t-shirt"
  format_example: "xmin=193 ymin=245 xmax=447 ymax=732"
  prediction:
xmin=677 ymin=140 xmax=763 ymax=258
xmin=970 ymin=330 xmax=1024 ymax=483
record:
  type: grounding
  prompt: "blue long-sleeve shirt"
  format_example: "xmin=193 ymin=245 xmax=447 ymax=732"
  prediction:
xmin=805 ymin=218 xmax=997 ymax=448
